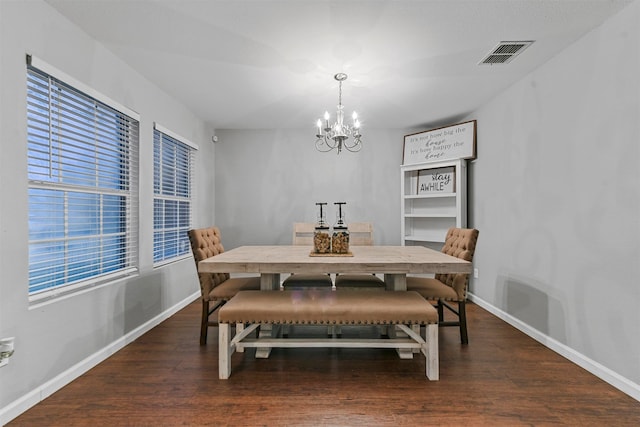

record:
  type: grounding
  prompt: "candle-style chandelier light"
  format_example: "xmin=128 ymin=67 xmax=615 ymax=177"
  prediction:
xmin=315 ymin=73 xmax=362 ymax=154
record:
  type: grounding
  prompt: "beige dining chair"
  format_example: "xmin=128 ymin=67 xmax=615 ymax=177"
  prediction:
xmin=406 ymin=227 xmax=479 ymax=344
xmin=281 ymin=222 xmax=333 ymax=288
xmin=334 ymin=222 xmax=385 ymax=288
xmin=188 ymin=226 xmax=261 ymax=345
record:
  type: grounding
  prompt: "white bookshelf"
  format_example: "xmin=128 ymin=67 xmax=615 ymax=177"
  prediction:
xmin=401 ymin=159 xmax=467 ymax=250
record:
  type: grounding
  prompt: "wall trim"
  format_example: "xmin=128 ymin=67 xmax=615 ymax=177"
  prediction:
xmin=0 ymin=291 xmax=200 ymax=425
xmin=468 ymin=292 xmax=640 ymax=402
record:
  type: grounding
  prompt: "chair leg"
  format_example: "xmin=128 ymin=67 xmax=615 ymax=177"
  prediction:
xmin=437 ymin=300 xmax=444 ymax=322
xmin=459 ymin=300 xmax=468 ymax=345
xmin=200 ymin=300 xmax=209 ymax=345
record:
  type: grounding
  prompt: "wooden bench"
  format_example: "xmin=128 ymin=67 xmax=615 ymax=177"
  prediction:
xmin=218 ymin=289 xmax=439 ymax=380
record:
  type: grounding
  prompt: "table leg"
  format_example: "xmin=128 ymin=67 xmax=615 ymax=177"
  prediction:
xmin=256 ymin=273 xmax=280 ymax=358
xmin=384 ymin=274 xmax=412 ymax=358
xmin=254 ymin=324 xmax=273 ymax=358
xmin=260 ymin=273 xmax=280 ymax=290
xmin=412 ymin=324 xmax=421 ymax=353
xmin=384 ymin=273 xmax=406 ymax=291
xmin=388 ymin=324 xmax=414 ymax=359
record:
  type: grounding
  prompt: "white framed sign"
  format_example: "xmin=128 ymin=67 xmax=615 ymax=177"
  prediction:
xmin=417 ymin=167 xmax=455 ymax=194
xmin=403 ymin=120 xmax=476 ymax=165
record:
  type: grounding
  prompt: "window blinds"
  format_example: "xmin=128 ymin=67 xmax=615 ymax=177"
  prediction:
xmin=26 ymin=64 xmax=139 ymax=297
xmin=153 ymin=126 xmax=196 ymax=264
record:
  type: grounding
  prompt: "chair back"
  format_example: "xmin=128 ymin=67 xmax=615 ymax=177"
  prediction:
xmin=187 ymin=227 xmax=231 ymax=300
xmin=435 ymin=227 xmax=479 ymax=299
xmin=292 ymin=222 xmax=316 ymax=246
xmin=347 ymin=222 xmax=374 ymax=246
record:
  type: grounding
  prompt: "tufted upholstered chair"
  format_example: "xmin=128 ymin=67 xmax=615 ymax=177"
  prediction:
xmin=406 ymin=227 xmax=479 ymax=344
xmin=281 ymin=222 xmax=333 ymax=289
xmin=188 ymin=226 xmax=260 ymax=345
xmin=334 ymin=222 xmax=385 ymax=289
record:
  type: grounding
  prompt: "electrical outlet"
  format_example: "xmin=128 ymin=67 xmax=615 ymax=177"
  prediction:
xmin=0 ymin=337 xmax=15 ymax=367
xmin=473 ymin=268 xmax=479 ymax=279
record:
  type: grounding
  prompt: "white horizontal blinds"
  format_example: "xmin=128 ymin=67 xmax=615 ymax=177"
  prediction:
xmin=27 ymin=65 xmax=139 ymax=296
xmin=153 ymin=126 xmax=195 ymax=264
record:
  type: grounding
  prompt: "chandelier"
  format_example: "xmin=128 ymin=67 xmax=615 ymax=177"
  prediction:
xmin=315 ymin=73 xmax=362 ymax=154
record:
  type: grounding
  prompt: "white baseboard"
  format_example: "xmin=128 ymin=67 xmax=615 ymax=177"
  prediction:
xmin=468 ymin=292 xmax=640 ymax=402
xmin=0 ymin=291 xmax=200 ymax=426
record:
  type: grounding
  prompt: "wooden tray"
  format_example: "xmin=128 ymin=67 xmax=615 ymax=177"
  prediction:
xmin=309 ymin=251 xmax=354 ymax=257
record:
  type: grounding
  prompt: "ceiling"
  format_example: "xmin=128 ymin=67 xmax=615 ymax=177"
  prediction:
xmin=45 ymin=0 xmax=632 ymax=130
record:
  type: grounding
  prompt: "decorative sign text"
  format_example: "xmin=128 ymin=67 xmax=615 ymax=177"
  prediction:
xmin=403 ymin=120 xmax=476 ymax=165
xmin=417 ymin=167 xmax=455 ymax=194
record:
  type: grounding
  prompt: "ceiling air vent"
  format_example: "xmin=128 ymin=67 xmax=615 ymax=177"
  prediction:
xmin=479 ymin=41 xmax=534 ymax=65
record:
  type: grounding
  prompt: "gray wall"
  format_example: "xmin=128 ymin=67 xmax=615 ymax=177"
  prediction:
xmin=214 ymin=128 xmax=405 ymax=248
xmin=468 ymin=1 xmax=640 ymax=386
xmin=0 ymin=0 xmax=214 ymax=415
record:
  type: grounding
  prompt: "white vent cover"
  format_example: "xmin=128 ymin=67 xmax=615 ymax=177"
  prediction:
xmin=479 ymin=41 xmax=534 ymax=65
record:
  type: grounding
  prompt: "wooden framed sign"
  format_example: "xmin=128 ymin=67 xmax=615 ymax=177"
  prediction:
xmin=417 ymin=167 xmax=455 ymax=194
xmin=403 ymin=120 xmax=476 ymax=165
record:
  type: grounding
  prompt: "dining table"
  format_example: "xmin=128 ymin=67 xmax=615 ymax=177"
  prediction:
xmin=197 ymin=244 xmax=472 ymax=358
xmin=197 ymin=244 xmax=473 ymax=291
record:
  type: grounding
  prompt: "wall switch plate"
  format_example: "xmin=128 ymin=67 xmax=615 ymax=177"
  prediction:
xmin=473 ymin=268 xmax=479 ymax=279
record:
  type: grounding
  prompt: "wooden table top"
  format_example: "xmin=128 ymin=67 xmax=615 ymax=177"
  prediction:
xmin=197 ymin=245 xmax=472 ymax=275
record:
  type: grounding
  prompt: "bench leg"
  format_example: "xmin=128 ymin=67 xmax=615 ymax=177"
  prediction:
xmin=219 ymin=323 xmax=232 ymax=379
xmin=425 ymin=324 xmax=439 ymax=381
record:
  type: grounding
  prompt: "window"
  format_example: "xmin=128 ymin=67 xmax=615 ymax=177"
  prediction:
xmin=26 ymin=56 xmax=139 ymax=298
xmin=153 ymin=124 xmax=197 ymax=264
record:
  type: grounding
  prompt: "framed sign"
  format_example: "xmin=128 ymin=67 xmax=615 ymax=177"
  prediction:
xmin=403 ymin=120 xmax=476 ymax=165
xmin=417 ymin=167 xmax=455 ymax=194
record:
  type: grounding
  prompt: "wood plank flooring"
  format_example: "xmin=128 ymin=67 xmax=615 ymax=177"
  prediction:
xmin=8 ymin=300 xmax=640 ymax=426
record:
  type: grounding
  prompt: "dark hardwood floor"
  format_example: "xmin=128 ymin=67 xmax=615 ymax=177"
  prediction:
xmin=8 ymin=300 xmax=640 ymax=426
